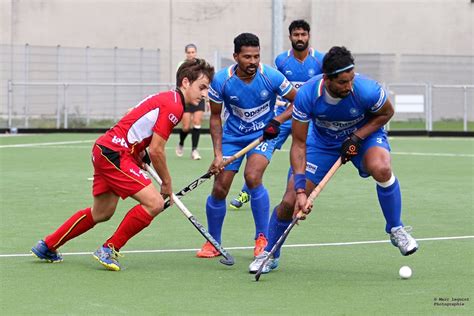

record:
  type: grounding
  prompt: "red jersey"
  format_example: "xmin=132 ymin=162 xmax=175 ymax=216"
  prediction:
xmin=96 ymin=90 xmax=185 ymax=160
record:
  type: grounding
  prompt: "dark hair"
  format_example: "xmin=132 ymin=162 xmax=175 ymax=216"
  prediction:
xmin=233 ymin=33 xmax=260 ymax=54
xmin=289 ymin=19 xmax=310 ymax=34
xmin=176 ymin=58 xmax=215 ymax=87
xmin=322 ymin=46 xmax=355 ymax=79
xmin=184 ymin=43 xmax=197 ymax=52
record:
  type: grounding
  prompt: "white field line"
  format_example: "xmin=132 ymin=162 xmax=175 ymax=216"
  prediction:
xmin=0 ymin=140 xmax=94 ymax=148
xmin=0 ymin=141 xmax=472 ymax=158
xmin=1 ymin=235 xmax=472 ymax=258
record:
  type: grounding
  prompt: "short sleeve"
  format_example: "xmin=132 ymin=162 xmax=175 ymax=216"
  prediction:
xmin=208 ymin=77 xmax=224 ymax=104
xmin=292 ymin=84 xmax=313 ymax=123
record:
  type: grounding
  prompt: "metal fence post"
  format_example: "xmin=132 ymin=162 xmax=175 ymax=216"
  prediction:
xmin=63 ymin=83 xmax=68 ymax=128
xmin=463 ymin=85 xmax=468 ymax=132
xmin=427 ymin=83 xmax=433 ymax=131
xmin=7 ymin=80 xmax=13 ymax=128
xmin=85 ymin=46 xmax=90 ymax=125
xmin=56 ymin=45 xmax=61 ymax=128
xmin=24 ymin=43 xmax=29 ymax=127
xmin=113 ymin=46 xmax=118 ymax=121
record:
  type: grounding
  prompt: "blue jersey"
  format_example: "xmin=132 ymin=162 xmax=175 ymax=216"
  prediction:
xmin=274 ymin=48 xmax=324 ymax=90
xmin=208 ymin=63 xmax=292 ymax=141
xmin=293 ymin=73 xmax=388 ymax=147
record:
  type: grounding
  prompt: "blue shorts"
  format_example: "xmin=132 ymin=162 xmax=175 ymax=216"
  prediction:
xmin=296 ymin=130 xmax=391 ymax=184
xmin=222 ymin=135 xmax=276 ymax=172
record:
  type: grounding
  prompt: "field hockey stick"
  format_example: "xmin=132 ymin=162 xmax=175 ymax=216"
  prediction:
xmin=255 ymin=157 xmax=342 ymax=281
xmin=162 ymin=136 xmax=263 ymax=210
xmin=145 ymin=163 xmax=235 ymax=266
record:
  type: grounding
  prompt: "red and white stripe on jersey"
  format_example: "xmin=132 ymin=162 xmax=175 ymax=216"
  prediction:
xmin=96 ymin=90 xmax=184 ymax=157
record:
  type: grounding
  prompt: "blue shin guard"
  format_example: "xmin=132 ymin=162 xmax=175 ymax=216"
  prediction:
xmin=377 ymin=177 xmax=403 ymax=233
xmin=249 ymin=184 xmax=270 ymax=239
xmin=205 ymin=195 xmax=226 ymax=244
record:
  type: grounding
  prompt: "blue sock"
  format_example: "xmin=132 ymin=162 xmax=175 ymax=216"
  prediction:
xmin=205 ymin=195 xmax=226 ymax=244
xmin=376 ymin=177 xmax=403 ymax=233
xmin=249 ymin=184 xmax=270 ymax=239
xmin=242 ymin=182 xmax=249 ymax=194
xmin=265 ymin=207 xmax=292 ymax=259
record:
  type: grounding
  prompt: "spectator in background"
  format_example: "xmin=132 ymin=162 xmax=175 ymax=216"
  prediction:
xmin=176 ymin=44 xmax=206 ymax=160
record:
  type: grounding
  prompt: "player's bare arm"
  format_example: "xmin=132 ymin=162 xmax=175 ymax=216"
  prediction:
xmin=148 ymin=132 xmax=173 ymax=203
xmin=290 ymin=119 xmax=310 ymax=217
xmin=273 ymin=88 xmax=297 ymax=124
xmin=209 ymin=100 xmax=224 ymax=174
xmin=354 ymin=99 xmax=395 ymax=140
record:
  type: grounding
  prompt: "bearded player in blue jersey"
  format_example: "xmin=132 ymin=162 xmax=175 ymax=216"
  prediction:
xmin=230 ymin=19 xmax=325 ymax=210
xmin=196 ymin=33 xmax=297 ymax=259
xmin=250 ymin=46 xmax=419 ymax=274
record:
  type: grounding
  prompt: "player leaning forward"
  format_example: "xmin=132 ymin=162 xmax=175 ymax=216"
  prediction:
xmin=249 ymin=46 xmax=419 ymax=274
xmin=31 ymin=59 xmax=215 ymax=271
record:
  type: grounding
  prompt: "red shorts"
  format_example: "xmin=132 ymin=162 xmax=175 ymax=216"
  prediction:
xmin=91 ymin=144 xmax=152 ymax=199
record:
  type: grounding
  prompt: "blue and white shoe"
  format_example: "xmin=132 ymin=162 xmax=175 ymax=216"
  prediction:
xmin=31 ymin=240 xmax=63 ymax=263
xmin=93 ymin=244 xmax=122 ymax=271
xmin=248 ymin=251 xmax=279 ymax=274
xmin=390 ymin=226 xmax=419 ymax=256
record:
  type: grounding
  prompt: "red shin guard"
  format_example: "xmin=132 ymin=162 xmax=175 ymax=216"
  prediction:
xmin=104 ymin=205 xmax=153 ymax=251
xmin=45 ymin=207 xmax=96 ymax=250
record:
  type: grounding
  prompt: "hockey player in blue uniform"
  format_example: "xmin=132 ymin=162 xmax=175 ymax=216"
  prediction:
xmin=249 ymin=46 xmax=419 ymax=274
xmin=196 ymin=33 xmax=298 ymax=258
xmin=230 ymin=19 xmax=325 ymax=210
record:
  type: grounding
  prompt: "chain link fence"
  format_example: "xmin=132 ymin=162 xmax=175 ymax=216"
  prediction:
xmin=1 ymin=44 xmax=473 ymax=130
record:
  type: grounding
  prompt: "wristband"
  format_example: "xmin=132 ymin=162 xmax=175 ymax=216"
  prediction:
xmin=294 ymin=173 xmax=306 ymax=191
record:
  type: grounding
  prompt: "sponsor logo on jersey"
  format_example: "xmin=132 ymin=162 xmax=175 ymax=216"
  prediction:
xmin=349 ymin=108 xmax=359 ymax=117
xmin=308 ymin=68 xmax=316 ymax=76
xmin=291 ymin=81 xmax=305 ymax=89
xmin=229 ymin=101 xmax=270 ymax=123
xmin=168 ymin=113 xmax=179 ymax=125
xmin=279 ymin=78 xmax=290 ymax=91
xmin=305 ymin=162 xmax=318 ymax=174
xmin=314 ymin=115 xmax=365 ymax=131
xmin=111 ymin=135 xmax=129 ymax=148
xmin=260 ymin=90 xmax=269 ymax=99
xmin=129 ymin=168 xmax=149 ymax=179
xmin=230 ymin=95 xmax=239 ymax=101
xmin=237 ymin=120 xmax=266 ymax=133
xmin=285 ymin=70 xmax=293 ymax=76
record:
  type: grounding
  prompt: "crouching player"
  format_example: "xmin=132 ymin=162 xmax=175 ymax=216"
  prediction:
xmin=31 ymin=59 xmax=214 ymax=271
xmin=249 ymin=46 xmax=418 ymax=274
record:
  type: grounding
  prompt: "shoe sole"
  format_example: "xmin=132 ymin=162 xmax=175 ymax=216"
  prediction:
xmin=229 ymin=203 xmax=242 ymax=210
xmin=93 ymin=254 xmax=121 ymax=271
xmin=31 ymin=250 xmax=63 ymax=263
xmin=402 ymin=246 xmax=418 ymax=256
xmin=196 ymin=252 xmax=221 ymax=258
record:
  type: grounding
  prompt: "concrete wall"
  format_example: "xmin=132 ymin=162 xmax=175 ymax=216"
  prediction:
xmin=1 ymin=0 xmax=473 ymax=82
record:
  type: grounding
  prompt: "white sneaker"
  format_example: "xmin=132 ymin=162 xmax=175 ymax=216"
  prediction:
xmin=191 ymin=149 xmax=201 ymax=160
xmin=390 ymin=226 xmax=418 ymax=256
xmin=248 ymin=251 xmax=279 ymax=274
xmin=175 ymin=144 xmax=184 ymax=157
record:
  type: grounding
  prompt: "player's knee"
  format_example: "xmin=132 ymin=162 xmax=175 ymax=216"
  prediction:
xmin=244 ymin=174 xmax=261 ymax=188
xmin=372 ymin=164 xmax=392 ymax=182
xmin=212 ymin=187 xmax=229 ymax=200
xmin=142 ymin=195 xmax=164 ymax=217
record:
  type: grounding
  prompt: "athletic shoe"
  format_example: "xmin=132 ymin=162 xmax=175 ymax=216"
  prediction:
xmin=31 ymin=240 xmax=63 ymax=263
xmin=254 ymin=233 xmax=268 ymax=257
xmin=175 ymin=144 xmax=184 ymax=157
xmin=196 ymin=241 xmax=221 ymax=258
xmin=229 ymin=191 xmax=250 ymax=209
xmin=390 ymin=226 xmax=419 ymax=256
xmin=93 ymin=244 xmax=122 ymax=271
xmin=248 ymin=251 xmax=279 ymax=274
xmin=191 ymin=149 xmax=201 ymax=160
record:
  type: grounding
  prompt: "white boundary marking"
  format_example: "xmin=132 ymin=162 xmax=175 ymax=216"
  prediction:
xmin=2 ymin=235 xmax=472 ymax=258
xmin=0 ymin=141 xmax=472 ymax=158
